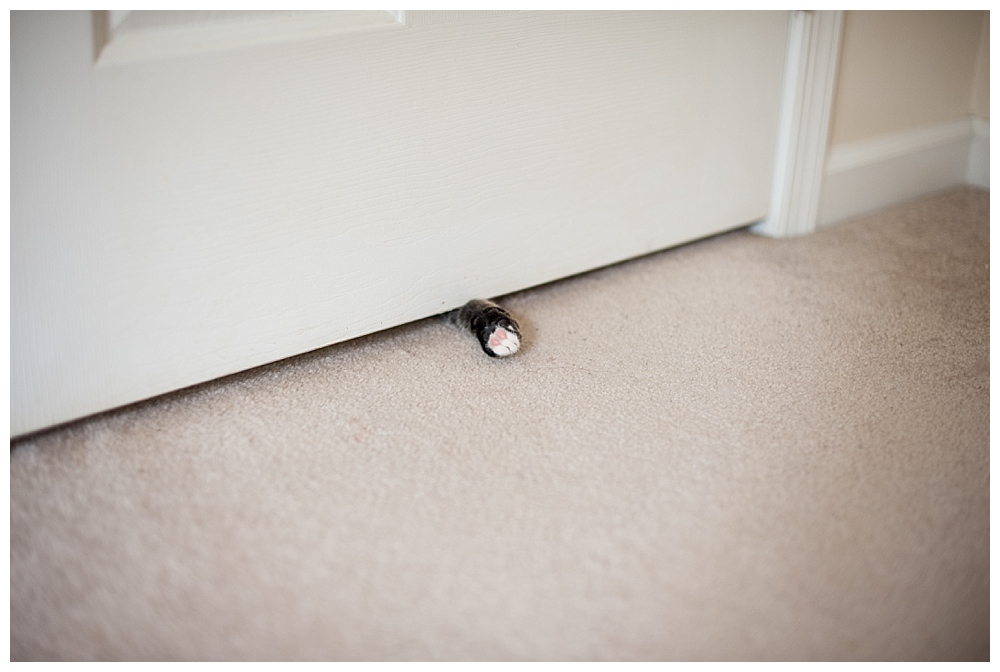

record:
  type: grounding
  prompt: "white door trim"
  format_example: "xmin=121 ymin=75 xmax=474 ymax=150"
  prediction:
xmin=753 ymin=10 xmax=844 ymax=238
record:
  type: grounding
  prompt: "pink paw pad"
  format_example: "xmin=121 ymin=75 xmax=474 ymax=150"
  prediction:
xmin=486 ymin=326 xmax=520 ymax=357
xmin=489 ymin=328 xmax=508 ymax=347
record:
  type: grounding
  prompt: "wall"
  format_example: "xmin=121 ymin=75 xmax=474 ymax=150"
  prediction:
xmin=969 ymin=13 xmax=990 ymax=120
xmin=830 ymin=10 xmax=988 ymax=145
xmin=819 ymin=11 xmax=989 ymax=226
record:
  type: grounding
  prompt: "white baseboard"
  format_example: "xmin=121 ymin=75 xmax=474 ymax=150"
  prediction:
xmin=966 ymin=116 xmax=990 ymax=189
xmin=819 ymin=116 xmax=989 ymax=227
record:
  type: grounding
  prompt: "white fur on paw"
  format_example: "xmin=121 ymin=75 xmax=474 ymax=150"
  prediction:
xmin=487 ymin=326 xmax=520 ymax=357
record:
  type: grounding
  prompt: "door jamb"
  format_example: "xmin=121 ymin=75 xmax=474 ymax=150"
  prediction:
xmin=753 ymin=10 xmax=844 ymax=238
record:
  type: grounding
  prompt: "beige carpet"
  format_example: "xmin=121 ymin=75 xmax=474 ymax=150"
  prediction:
xmin=10 ymin=187 xmax=989 ymax=661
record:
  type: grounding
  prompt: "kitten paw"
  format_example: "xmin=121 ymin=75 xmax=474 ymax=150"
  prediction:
xmin=454 ymin=298 xmax=523 ymax=358
xmin=486 ymin=325 xmax=520 ymax=357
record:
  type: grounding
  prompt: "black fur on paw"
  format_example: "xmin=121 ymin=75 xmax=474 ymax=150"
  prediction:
xmin=454 ymin=299 xmax=522 ymax=358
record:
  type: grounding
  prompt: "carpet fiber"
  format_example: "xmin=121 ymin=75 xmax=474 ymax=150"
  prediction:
xmin=11 ymin=187 xmax=990 ymax=660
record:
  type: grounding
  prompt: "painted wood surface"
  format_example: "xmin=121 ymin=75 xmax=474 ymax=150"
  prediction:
xmin=753 ymin=10 xmax=843 ymax=238
xmin=12 ymin=11 xmax=788 ymax=436
xmin=820 ymin=116 xmax=988 ymax=227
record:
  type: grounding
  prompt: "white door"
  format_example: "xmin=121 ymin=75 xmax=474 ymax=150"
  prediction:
xmin=11 ymin=11 xmax=789 ymax=437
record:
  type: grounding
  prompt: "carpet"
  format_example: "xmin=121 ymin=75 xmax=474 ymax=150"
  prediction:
xmin=10 ymin=186 xmax=989 ymax=660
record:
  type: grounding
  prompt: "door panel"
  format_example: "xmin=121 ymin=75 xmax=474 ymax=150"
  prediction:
xmin=11 ymin=11 xmax=788 ymax=436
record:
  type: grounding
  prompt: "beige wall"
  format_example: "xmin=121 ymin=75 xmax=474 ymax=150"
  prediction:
xmin=969 ymin=13 xmax=989 ymax=119
xmin=830 ymin=11 xmax=989 ymax=145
